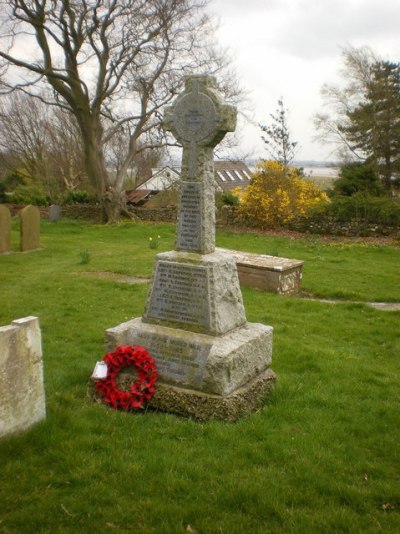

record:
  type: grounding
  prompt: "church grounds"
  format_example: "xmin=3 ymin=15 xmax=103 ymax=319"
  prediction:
xmin=0 ymin=219 xmax=399 ymax=533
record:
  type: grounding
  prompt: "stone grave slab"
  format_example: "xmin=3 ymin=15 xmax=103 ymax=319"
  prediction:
xmin=0 ymin=205 xmax=11 ymax=254
xmin=19 ymin=205 xmax=40 ymax=252
xmin=218 ymin=249 xmax=304 ymax=295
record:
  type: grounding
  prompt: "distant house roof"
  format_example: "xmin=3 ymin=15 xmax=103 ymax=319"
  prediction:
xmin=136 ymin=166 xmax=180 ymax=191
xmin=125 ymin=189 xmax=154 ymax=205
xmin=132 ymin=161 xmax=253 ymax=197
xmin=214 ymin=161 xmax=252 ymax=191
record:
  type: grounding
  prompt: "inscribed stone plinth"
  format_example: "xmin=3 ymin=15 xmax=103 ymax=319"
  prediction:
xmin=143 ymin=250 xmax=246 ymax=335
xmin=0 ymin=317 xmax=46 ymax=438
xmin=20 ymin=205 xmax=40 ymax=251
xmin=0 ymin=205 xmax=11 ymax=254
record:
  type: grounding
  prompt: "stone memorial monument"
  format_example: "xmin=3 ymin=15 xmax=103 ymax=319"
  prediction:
xmin=106 ymin=75 xmax=275 ymax=421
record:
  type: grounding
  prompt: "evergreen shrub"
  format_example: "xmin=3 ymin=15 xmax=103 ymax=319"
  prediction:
xmin=62 ymin=189 xmax=96 ymax=204
xmin=320 ymin=193 xmax=400 ymax=226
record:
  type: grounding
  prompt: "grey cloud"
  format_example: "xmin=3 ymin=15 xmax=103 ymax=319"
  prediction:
xmin=273 ymin=0 xmax=400 ymax=59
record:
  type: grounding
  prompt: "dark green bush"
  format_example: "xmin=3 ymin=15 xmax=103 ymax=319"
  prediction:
xmin=221 ymin=191 xmax=240 ymax=206
xmin=321 ymin=193 xmax=400 ymax=225
xmin=62 ymin=189 xmax=96 ymax=204
xmin=2 ymin=170 xmax=27 ymax=191
xmin=334 ymin=162 xmax=384 ymax=196
xmin=7 ymin=184 xmax=50 ymax=206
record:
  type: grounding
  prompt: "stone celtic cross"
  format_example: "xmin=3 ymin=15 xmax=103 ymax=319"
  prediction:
xmin=164 ymin=75 xmax=236 ymax=254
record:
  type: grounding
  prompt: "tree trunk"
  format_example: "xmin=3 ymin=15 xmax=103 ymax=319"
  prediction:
xmin=101 ymin=187 xmax=136 ymax=224
xmin=79 ymin=115 xmax=139 ymax=223
xmin=79 ymin=121 xmax=116 ymax=223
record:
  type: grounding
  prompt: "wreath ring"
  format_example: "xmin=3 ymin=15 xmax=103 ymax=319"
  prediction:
xmin=95 ymin=345 xmax=158 ymax=411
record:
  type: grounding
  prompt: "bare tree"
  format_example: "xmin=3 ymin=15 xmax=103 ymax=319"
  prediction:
xmin=48 ymin=107 xmax=87 ymax=192
xmin=0 ymin=0 xmax=237 ymax=222
xmin=314 ymin=46 xmax=378 ymax=159
xmin=315 ymin=46 xmax=400 ymax=189
xmin=0 ymin=92 xmax=49 ymax=185
xmin=0 ymin=92 xmax=86 ymax=195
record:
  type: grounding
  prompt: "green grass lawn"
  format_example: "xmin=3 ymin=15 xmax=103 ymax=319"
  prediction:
xmin=1 ymin=219 xmax=399 ymax=533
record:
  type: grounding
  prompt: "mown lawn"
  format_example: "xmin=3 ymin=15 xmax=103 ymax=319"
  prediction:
xmin=1 ymin=219 xmax=399 ymax=533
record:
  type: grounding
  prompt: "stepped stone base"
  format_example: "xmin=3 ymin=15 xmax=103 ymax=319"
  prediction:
xmin=146 ymin=368 xmax=276 ymax=421
xmin=106 ymin=318 xmax=273 ymax=396
xmin=90 ymin=368 xmax=276 ymax=422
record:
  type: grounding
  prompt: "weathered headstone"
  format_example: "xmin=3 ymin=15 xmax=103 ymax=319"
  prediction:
xmin=0 ymin=205 xmax=11 ymax=254
xmin=19 ymin=204 xmax=40 ymax=251
xmin=0 ymin=317 xmax=46 ymax=438
xmin=106 ymin=75 xmax=275 ymax=421
xmin=49 ymin=204 xmax=61 ymax=222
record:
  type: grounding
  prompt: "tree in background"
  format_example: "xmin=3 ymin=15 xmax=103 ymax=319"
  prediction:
xmin=0 ymin=0 xmax=237 ymax=222
xmin=333 ymin=162 xmax=384 ymax=197
xmin=0 ymin=93 xmax=49 ymax=187
xmin=0 ymin=93 xmax=87 ymax=198
xmin=315 ymin=46 xmax=400 ymax=191
xmin=237 ymin=160 xmax=328 ymax=227
xmin=260 ymin=98 xmax=298 ymax=168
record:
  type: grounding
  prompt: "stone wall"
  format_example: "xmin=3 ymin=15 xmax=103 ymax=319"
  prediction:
xmin=217 ymin=206 xmax=400 ymax=237
xmin=133 ymin=206 xmax=177 ymax=223
xmin=4 ymin=202 xmax=398 ymax=236
xmin=288 ymin=217 xmax=400 ymax=237
xmin=0 ymin=316 xmax=46 ymax=438
xmin=57 ymin=204 xmax=103 ymax=223
xmin=58 ymin=205 xmax=178 ymax=223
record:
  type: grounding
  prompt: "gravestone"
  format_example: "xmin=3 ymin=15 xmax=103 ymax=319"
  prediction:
xmin=49 ymin=204 xmax=61 ymax=222
xmin=106 ymin=75 xmax=275 ymax=420
xmin=221 ymin=249 xmax=304 ymax=295
xmin=0 ymin=205 xmax=11 ymax=254
xmin=0 ymin=316 xmax=46 ymax=438
xmin=20 ymin=204 xmax=40 ymax=251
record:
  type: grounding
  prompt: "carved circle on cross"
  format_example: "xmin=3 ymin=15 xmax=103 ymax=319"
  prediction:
xmin=172 ymin=91 xmax=220 ymax=146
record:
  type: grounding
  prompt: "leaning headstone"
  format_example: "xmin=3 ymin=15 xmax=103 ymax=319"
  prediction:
xmin=0 ymin=205 xmax=11 ymax=254
xmin=49 ymin=204 xmax=61 ymax=222
xmin=105 ymin=76 xmax=275 ymax=421
xmin=0 ymin=317 xmax=46 ymax=438
xmin=19 ymin=204 xmax=40 ymax=251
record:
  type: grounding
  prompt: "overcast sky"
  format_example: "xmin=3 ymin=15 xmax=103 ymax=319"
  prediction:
xmin=208 ymin=0 xmax=400 ymax=162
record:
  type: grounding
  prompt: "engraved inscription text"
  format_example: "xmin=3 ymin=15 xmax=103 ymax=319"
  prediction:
xmin=177 ymin=182 xmax=202 ymax=250
xmin=147 ymin=261 xmax=209 ymax=327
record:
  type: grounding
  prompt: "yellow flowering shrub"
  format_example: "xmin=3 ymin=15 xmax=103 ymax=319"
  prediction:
xmin=238 ymin=160 xmax=329 ymax=226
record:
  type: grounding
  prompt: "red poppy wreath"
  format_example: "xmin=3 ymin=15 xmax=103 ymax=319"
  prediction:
xmin=95 ymin=345 xmax=158 ymax=411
